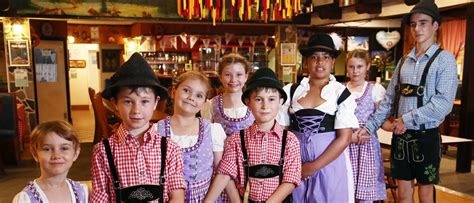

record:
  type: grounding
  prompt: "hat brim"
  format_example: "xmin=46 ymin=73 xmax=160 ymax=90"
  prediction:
xmin=299 ymin=47 xmax=341 ymax=58
xmin=403 ymin=10 xmax=441 ymax=25
xmin=241 ymin=79 xmax=287 ymax=104
xmin=101 ymin=78 xmax=169 ymax=100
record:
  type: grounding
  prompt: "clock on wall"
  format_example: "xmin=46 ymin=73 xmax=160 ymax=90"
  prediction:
xmin=41 ymin=22 xmax=54 ymax=37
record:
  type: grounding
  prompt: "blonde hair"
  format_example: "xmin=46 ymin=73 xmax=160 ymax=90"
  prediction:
xmin=346 ymin=49 xmax=371 ymax=65
xmin=30 ymin=120 xmax=80 ymax=158
xmin=218 ymin=53 xmax=251 ymax=75
xmin=174 ymin=71 xmax=211 ymax=95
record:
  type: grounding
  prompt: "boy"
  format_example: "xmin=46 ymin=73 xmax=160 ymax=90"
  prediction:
xmin=204 ymin=67 xmax=301 ymax=202
xmin=357 ymin=0 xmax=458 ymax=202
xmin=90 ymin=53 xmax=186 ymax=202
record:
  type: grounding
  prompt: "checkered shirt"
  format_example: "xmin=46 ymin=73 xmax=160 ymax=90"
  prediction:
xmin=366 ymin=44 xmax=458 ymax=133
xmin=217 ymin=122 xmax=301 ymax=201
xmin=90 ymin=123 xmax=186 ymax=202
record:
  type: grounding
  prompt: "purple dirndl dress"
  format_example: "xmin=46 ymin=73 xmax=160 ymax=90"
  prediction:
xmin=290 ymin=108 xmax=354 ymax=202
xmin=211 ymin=94 xmax=254 ymax=136
xmin=349 ymin=83 xmax=387 ymax=201
xmin=21 ymin=179 xmax=87 ymax=203
xmin=157 ymin=117 xmax=214 ymax=203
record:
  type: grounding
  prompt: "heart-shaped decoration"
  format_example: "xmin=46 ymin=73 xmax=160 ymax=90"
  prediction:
xmin=376 ymin=31 xmax=400 ymax=50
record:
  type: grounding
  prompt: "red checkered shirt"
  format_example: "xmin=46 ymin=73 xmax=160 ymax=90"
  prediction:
xmin=90 ymin=123 xmax=186 ymax=202
xmin=217 ymin=122 xmax=301 ymax=201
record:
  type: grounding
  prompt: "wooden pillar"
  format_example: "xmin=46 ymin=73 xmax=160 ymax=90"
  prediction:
xmin=456 ymin=3 xmax=474 ymax=173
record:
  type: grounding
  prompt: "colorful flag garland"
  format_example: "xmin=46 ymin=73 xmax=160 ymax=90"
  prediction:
xmin=178 ymin=0 xmax=301 ymax=24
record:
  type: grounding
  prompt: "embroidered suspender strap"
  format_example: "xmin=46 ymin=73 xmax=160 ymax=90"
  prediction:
xmin=159 ymin=136 xmax=167 ymax=203
xmin=103 ymin=139 xmax=121 ymax=203
xmin=278 ymin=130 xmax=288 ymax=185
xmin=337 ymin=88 xmax=351 ymax=105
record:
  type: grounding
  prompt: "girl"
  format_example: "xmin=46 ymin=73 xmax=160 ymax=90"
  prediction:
xmin=13 ymin=120 xmax=88 ymax=203
xmin=201 ymin=53 xmax=255 ymax=135
xmin=277 ymin=33 xmax=359 ymax=202
xmin=156 ymin=71 xmax=227 ymax=202
xmin=346 ymin=49 xmax=387 ymax=202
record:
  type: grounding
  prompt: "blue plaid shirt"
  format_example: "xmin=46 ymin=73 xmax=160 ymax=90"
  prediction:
xmin=366 ymin=44 xmax=458 ymax=133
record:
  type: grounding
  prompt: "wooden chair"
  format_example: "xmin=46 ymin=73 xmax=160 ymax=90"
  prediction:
xmin=88 ymin=88 xmax=117 ymax=144
xmin=0 ymin=92 xmax=20 ymax=165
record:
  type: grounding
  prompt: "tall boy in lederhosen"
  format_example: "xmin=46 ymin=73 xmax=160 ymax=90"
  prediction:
xmin=357 ymin=0 xmax=458 ymax=202
xmin=204 ymin=68 xmax=302 ymax=203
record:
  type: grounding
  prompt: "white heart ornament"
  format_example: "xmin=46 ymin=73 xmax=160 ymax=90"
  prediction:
xmin=376 ymin=31 xmax=400 ymax=50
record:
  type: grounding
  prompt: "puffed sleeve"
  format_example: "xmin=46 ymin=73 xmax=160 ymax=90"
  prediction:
xmin=200 ymin=99 xmax=213 ymax=121
xmin=372 ymin=83 xmax=386 ymax=103
xmin=276 ymin=83 xmax=294 ymax=127
xmin=12 ymin=191 xmax=32 ymax=203
xmin=211 ymin=123 xmax=226 ymax=152
xmin=335 ymin=88 xmax=359 ymax=129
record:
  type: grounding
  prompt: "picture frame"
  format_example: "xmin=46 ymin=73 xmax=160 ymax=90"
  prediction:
xmin=281 ymin=43 xmax=297 ymax=66
xmin=347 ymin=36 xmax=369 ymax=51
xmin=8 ymin=40 xmax=30 ymax=66
xmin=101 ymin=49 xmax=122 ymax=72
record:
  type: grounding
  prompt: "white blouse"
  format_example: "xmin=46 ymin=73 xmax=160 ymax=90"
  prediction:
xmin=170 ymin=123 xmax=226 ymax=152
xmin=277 ymin=75 xmax=359 ymax=129
xmin=201 ymin=99 xmax=249 ymax=121
xmin=349 ymin=81 xmax=386 ymax=103
xmin=13 ymin=179 xmax=89 ymax=203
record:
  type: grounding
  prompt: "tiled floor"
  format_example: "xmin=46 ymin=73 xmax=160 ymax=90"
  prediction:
xmin=0 ymin=108 xmax=473 ymax=202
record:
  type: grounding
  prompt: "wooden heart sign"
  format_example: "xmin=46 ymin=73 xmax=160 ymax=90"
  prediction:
xmin=376 ymin=31 xmax=400 ymax=50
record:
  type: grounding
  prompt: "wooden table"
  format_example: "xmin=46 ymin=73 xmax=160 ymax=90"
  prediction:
xmin=377 ymin=129 xmax=473 ymax=173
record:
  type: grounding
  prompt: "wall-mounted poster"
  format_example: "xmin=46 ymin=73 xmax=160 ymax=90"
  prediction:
xmin=102 ymin=49 xmax=122 ymax=72
xmin=281 ymin=43 xmax=297 ymax=66
xmin=34 ymin=48 xmax=58 ymax=83
xmin=8 ymin=40 xmax=30 ymax=66
xmin=347 ymin=36 xmax=369 ymax=51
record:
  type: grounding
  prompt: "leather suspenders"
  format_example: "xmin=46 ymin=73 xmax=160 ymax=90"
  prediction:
xmin=103 ymin=137 xmax=167 ymax=203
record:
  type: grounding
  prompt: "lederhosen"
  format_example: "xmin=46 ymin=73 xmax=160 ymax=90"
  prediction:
xmin=390 ymin=48 xmax=443 ymax=184
xmin=239 ymin=129 xmax=292 ymax=203
xmin=103 ymin=137 xmax=167 ymax=203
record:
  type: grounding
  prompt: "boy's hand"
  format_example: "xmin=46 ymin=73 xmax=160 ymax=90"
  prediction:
xmin=381 ymin=120 xmax=395 ymax=132
xmin=393 ymin=117 xmax=407 ymax=135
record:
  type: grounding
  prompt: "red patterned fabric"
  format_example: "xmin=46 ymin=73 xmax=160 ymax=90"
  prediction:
xmin=217 ymin=122 xmax=301 ymax=201
xmin=90 ymin=123 xmax=186 ymax=202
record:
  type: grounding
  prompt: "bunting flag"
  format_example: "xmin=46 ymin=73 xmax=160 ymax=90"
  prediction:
xmin=249 ymin=36 xmax=257 ymax=47
xmin=202 ymin=38 xmax=211 ymax=48
xmin=225 ymin=33 xmax=234 ymax=44
xmin=159 ymin=39 xmax=166 ymax=52
xmin=261 ymin=35 xmax=268 ymax=48
xmin=214 ymin=36 xmax=222 ymax=49
xmin=179 ymin=32 xmax=188 ymax=44
xmin=238 ymin=37 xmax=245 ymax=46
xmin=178 ymin=0 xmax=300 ymax=24
xmin=171 ymin=36 xmax=178 ymax=50
xmin=190 ymin=35 xmax=199 ymax=48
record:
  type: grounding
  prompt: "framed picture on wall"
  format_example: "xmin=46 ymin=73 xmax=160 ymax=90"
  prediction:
xmin=8 ymin=40 xmax=30 ymax=66
xmin=101 ymin=49 xmax=122 ymax=72
xmin=281 ymin=43 xmax=297 ymax=65
xmin=347 ymin=36 xmax=369 ymax=51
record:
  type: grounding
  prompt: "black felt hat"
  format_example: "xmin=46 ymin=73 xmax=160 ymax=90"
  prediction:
xmin=403 ymin=0 xmax=441 ymax=25
xmin=241 ymin=68 xmax=287 ymax=103
xmin=101 ymin=52 xmax=168 ymax=100
xmin=299 ymin=33 xmax=341 ymax=58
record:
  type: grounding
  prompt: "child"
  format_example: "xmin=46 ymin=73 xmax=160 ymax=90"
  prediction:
xmin=13 ymin=120 xmax=88 ymax=203
xmin=346 ymin=49 xmax=387 ymax=202
xmin=201 ymin=53 xmax=255 ymax=136
xmin=277 ymin=33 xmax=359 ymax=202
xmin=204 ymin=67 xmax=302 ymax=202
xmin=156 ymin=71 xmax=226 ymax=202
xmin=90 ymin=53 xmax=186 ymax=202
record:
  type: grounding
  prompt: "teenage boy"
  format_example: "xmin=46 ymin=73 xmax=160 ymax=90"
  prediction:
xmin=357 ymin=0 xmax=458 ymax=202
xmin=90 ymin=53 xmax=186 ymax=203
xmin=204 ymin=67 xmax=301 ymax=202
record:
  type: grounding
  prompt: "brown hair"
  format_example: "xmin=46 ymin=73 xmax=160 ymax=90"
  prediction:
xmin=346 ymin=49 xmax=371 ymax=65
xmin=173 ymin=71 xmax=211 ymax=96
xmin=30 ymin=120 xmax=80 ymax=158
xmin=218 ymin=53 xmax=251 ymax=75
